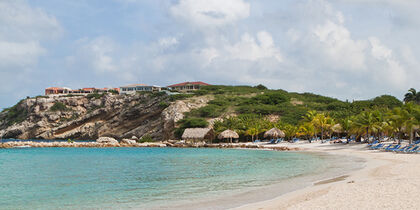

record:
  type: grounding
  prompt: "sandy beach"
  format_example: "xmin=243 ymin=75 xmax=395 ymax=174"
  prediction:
xmin=235 ymin=141 xmax=420 ymax=210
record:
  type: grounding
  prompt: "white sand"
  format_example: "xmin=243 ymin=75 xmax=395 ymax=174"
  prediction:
xmin=234 ymin=142 xmax=420 ymax=210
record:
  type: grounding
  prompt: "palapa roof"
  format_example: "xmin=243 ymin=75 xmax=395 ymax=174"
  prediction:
xmin=264 ymin=128 xmax=285 ymax=138
xmin=331 ymin=124 xmax=343 ymax=133
xmin=182 ymin=128 xmax=214 ymax=140
xmin=218 ymin=129 xmax=239 ymax=139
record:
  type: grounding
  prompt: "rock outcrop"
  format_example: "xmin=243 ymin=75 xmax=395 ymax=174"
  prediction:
xmin=0 ymin=93 xmax=209 ymax=141
xmin=97 ymin=137 xmax=119 ymax=144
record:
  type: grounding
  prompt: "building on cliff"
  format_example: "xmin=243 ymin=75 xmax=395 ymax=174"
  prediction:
xmin=120 ymin=84 xmax=162 ymax=94
xmin=45 ymin=87 xmax=72 ymax=95
xmin=45 ymin=87 xmax=119 ymax=95
xmin=167 ymin=81 xmax=210 ymax=92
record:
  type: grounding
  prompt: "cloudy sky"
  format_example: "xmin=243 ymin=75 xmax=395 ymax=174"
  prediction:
xmin=1 ymin=0 xmax=419 ymax=109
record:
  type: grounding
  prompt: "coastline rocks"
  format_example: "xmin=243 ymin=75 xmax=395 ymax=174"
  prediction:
xmin=131 ymin=136 xmax=139 ymax=140
xmin=97 ymin=137 xmax=119 ymax=144
xmin=121 ymin=139 xmax=137 ymax=144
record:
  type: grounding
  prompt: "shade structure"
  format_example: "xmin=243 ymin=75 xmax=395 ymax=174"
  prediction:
xmin=182 ymin=128 xmax=214 ymax=142
xmin=218 ymin=129 xmax=239 ymax=140
xmin=331 ymin=124 xmax=343 ymax=133
xmin=264 ymin=128 xmax=285 ymax=138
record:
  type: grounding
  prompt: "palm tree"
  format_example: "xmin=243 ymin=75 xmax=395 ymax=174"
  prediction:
xmin=246 ymin=127 xmax=260 ymax=142
xmin=401 ymin=103 xmax=420 ymax=144
xmin=311 ymin=113 xmax=333 ymax=140
xmin=404 ymin=88 xmax=420 ymax=104
xmin=340 ymin=117 xmax=354 ymax=140
xmin=353 ymin=111 xmax=381 ymax=143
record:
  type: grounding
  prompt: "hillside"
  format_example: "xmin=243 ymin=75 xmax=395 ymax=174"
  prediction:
xmin=0 ymin=85 xmax=405 ymax=140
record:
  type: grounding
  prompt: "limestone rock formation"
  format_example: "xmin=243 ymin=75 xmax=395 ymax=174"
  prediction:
xmin=0 ymin=93 xmax=211 ymax=141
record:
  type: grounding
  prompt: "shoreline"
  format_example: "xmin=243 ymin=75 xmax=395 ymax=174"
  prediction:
xmin=166 ymin=148 xmax=365 ymax=210
xmin=233 ymin=142 xmax=420 ymax=210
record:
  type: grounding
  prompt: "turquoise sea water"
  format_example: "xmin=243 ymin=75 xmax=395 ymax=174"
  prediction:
xmin=0 ymin=147 xmax=337 ymax=209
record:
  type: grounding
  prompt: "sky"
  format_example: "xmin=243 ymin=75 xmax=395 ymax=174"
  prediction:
xmin=1 ymin=0 xmax=419 ymax=109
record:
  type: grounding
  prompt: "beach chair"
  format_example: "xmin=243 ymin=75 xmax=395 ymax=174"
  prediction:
xmin=395 ymin=145 xmax=412 ymax=153
xmin=387 ymin=144 xmax=401 ymax=152
xmin=383 ymin=144 xmax=394 ymax=151
xmin=292 ymin=138 xmax=299 ymax=143
xmin=254 ymin=140 xmax=260 ymax=143
xmin=370 ymin=143 xmax=384 ymax=150
xmin=406 ymin=146 xmax=419 ymax=153
xmin=368 ymin=140 xmax=379 ymax=147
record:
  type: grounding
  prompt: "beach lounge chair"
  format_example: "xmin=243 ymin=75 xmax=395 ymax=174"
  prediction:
xmin=254 ymin=140 xmax=261 ymax=143
xmin=387 ymin=145 xmax=401 ymax=152
xmin=395 ymin=145 xmax=412 ymax=153
xmin=368 ymin=140 xmax=379 ymax=147
xmin=383 ymin=144 xmax=394 ymax=151
xmin=406 ymin=146 xmax=419 ymax=153
xmin=292 ymin=138 xmax=299 ymax=143
xmin=370 ymin=143 xmax=384 ymax=150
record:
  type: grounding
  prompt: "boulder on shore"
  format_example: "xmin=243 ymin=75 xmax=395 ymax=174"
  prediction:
xmin=121 ymin=139 xmax=137 ymax=144
xmin=97 ymin=137 xmax=119 ymax=144
xmin=131 ymin=136 xmax=139 ymax=140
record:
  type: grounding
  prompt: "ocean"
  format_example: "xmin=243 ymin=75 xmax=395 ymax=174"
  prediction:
xmin=0 ymin=147 xmax=360 ymax=209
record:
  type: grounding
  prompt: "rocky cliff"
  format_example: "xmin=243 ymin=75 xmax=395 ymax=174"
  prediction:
xmin=0 ymin=93 xmax=210 ymax=140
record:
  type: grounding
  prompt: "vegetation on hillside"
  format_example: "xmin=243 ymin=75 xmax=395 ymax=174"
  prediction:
xmin=177 ymin=86 xmax=419 ymax=143
xmin=1 ymin=100 xmax=28 ymax=126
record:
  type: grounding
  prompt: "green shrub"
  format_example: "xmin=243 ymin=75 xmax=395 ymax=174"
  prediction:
xmin=254 ymin=84 xmax=268 ymax=90
xmin=158 ymin=102 xmax=170 ymax=109
xmin=50 ymin=102 xmax=69 ymax=112
xmin=2 ymin=100 xmax=28 ymax=126
xmin=190 ymin=104 xmax=225 ymax=118
xmin=108 ymin=89 xmax=119 ymax=95
xmin=152 ymin=91 xmax=167 ymax=98
xmin=169 ymin=94 xmax=193 ymax=101
xmin=87 ymin=93 xmax=104 ymax=100
xmin=137 ymin=134 xmax=154 ymax=143
xmin=177 ymin=118 xmax=209 ymax=128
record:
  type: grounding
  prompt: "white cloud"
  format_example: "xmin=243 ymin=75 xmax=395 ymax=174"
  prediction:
xmin=313 ymin=20 xmax=367 ymax=70
xmin=368 ymin=37 xmax=407 ymax=88
xmin=74 ymin=37 xmax=118 ymax=73
xmin=0 ymin=0 xmax=62 ymax=42
xmin=0 ymin=0 xmax=62 ymax=70
xmin=0 ymin=41 xmax=46 ymax=69
xmin=158 ymin=37 xmax=179 ymax=48
xmin=224 ymin=31 xmax=283 ymax=62
xmin=170 ymin=0 xmax=250 ymax=27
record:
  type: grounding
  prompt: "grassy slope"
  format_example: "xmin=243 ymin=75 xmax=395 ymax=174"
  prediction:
xmin=181 ymin=85 xmax=402 ymax=125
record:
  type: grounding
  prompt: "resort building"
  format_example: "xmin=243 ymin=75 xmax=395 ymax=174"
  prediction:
xmin=45 ymin=87 xmax=119 ymax=95
xmin=45 ymin=87 xmax=72 ymax=95
xmin=119 ymin=84 xmax=162 ymax=94
xmin=167 ymin=81 xmax=210 ymax=91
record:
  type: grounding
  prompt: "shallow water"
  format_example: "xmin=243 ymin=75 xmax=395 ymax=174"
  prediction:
xmin=0 ymin=147 xmax=354 ymax=209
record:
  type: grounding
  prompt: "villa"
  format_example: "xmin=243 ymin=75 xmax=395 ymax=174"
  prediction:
xmin=45 ymin=87 xmax=72 ymax=95
xmin=45 ymin=87 xmax=119 ymax=95
xmin=119 ymin=84 xmax=162 ymax=94
xmin=167 ymin=81 xmax=210 ymax=92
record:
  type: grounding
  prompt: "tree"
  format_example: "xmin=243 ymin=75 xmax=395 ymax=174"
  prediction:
xmin=404 ymin=88 xmax=420 ymax=104
xmin=311 ymin=113 xmax=333 ymax=140
xmin=353 ymin=111 xmax=381 ymax=143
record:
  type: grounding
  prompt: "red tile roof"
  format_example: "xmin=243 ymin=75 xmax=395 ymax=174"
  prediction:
xmin=168 ymin=81 xmax=210 ymax=87
xmin=45 ymin=87 xmax=64 ymax=90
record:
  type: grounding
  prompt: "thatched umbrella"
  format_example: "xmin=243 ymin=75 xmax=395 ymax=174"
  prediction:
xmin=264 ymin=128 xmax=285 ymax=139
xmin=331 ymin=124 xmax=343 ymax=134
xmin=218 ymin=129 xmax=239 ymax=143
xmin=182 ymin=128 xmax=214 ymax=143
